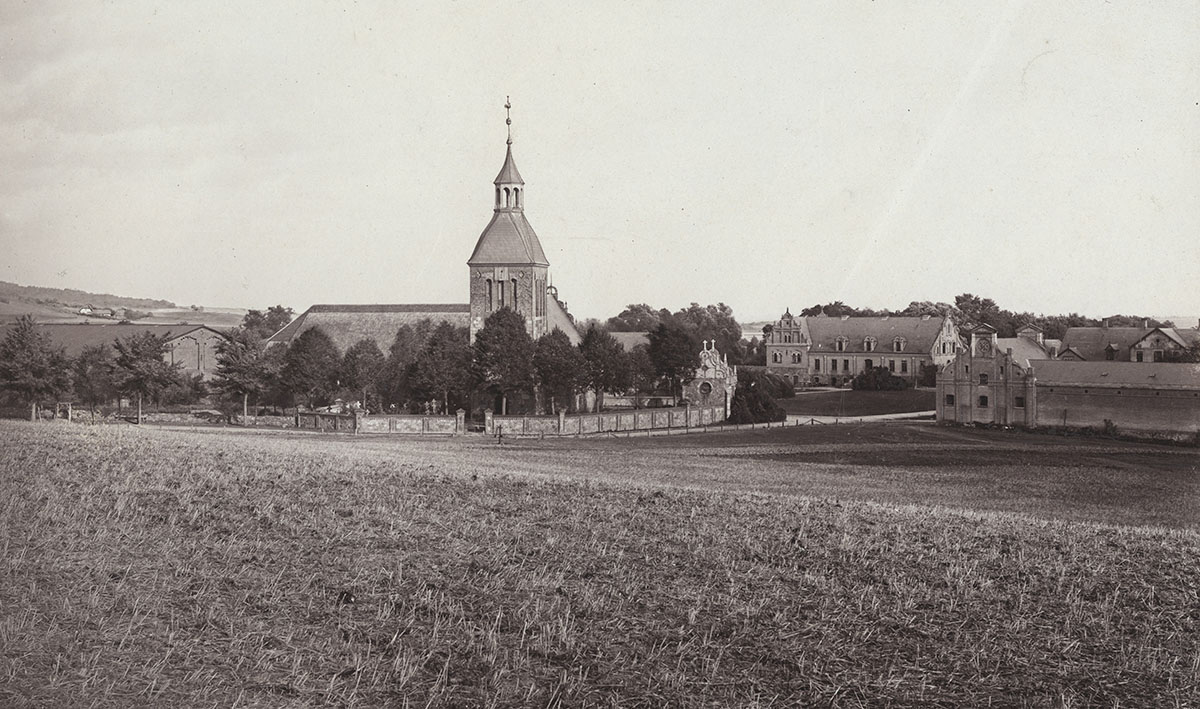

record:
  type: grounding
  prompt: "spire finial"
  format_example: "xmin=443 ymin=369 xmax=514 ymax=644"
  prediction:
xmin=505 ymin=96 xmax=512 ymax=145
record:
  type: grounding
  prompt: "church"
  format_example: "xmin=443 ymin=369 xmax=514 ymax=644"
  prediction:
xmin=268 ymin=101 xmax=580 ymax=353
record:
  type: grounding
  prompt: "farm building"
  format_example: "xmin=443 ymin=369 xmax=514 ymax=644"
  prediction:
xmin=937 ymin=325 xmax=1200 ymax=440
xmin=1059 ymin=320 xmax=1200 ymax=362
xmin=267 ymin=101 xmax=579 ymax=354
xmin=2 ymin=322 xmax=229 ymax=380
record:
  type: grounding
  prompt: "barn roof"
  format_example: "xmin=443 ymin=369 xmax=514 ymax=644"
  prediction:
xmin=1031 ymin=360 xmax=1200 ymax=389
xmin=1060 ymin=327 xmax=1145 ymax=361
xmin=267 ymin=304 xmax=470 ymax=352
xmin=997 ymin=337 xmax=1054 ymax=367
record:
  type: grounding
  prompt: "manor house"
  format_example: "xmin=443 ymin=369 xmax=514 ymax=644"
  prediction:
xmin=269 ymin=102 xmax=579 ymax=353
xmin=764 ymin=311 xmax=962 ymax=386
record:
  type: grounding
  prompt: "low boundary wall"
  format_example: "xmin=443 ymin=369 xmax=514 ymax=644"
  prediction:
xmin=486 ymin=403 xmax=727 ymax=437
xmin=296 ymin=410 xmax=466 ymax=435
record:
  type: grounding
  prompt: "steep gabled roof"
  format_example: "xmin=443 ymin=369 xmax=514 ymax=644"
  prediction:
xmin=546 ymin=297 xmax=581 ymax=345
xmin=267 ymin=304 xmax=470 ymax=352
xmin=467 ymin=211 xmax=550 ymax=266
xmin=806 ymin=316 xmax=949 ymax=355
xmin=1061 ymin=327 xmax=1146 ymax=361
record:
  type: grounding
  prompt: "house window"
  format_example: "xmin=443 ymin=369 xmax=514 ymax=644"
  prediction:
xmin=979 ymin=374 xmax=988 ymax=385
xmin=945 ymin=394 xmax=955 ymax=406
xmin=978 ymin=395 xmax=989 ymax=407
xmin=864 ymin=337 xmax=877 ymax=352
xmin=814 ymin=359 xmax=821 ymax=372
xmin=888 ymin=360 xmax=895 ymax=372
xmin=830 ymin=359 xmax=837 ymax=372
xmin=1136 ymin=351 xmax=1144 ymax=362
xmin=865 ymin=359 xmax=873 ymax=370
xmin=843 ymin=359 xmax=849 ymax=371
xmin=784 ymin=334 xmax=791 ymax=343
xmin=836 ymin=338 xmax=846 ymax=352
xmin=1014 ymin=396 xmax=1025 ymax=408
xmin=1153 ymin=351 xmax=1164 ymax=362
xmin=893 ymin=338 xmax=905 ymax=352
xmin=901 ymin=360 xmax=908 ymax=374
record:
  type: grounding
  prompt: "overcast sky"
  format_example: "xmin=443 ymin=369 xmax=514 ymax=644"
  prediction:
xmin=2 ymin=1 xmax=1197 ymax=323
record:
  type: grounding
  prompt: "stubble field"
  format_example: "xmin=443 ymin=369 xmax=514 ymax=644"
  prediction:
xmin=1 ymin=420 xmax=1197 ymax=707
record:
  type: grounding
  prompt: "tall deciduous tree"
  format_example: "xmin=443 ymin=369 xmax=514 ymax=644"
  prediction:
xmin=411 ymin=322 xmax=473 ymax=414
xmin=534 ymin=328 xmax=586 ymax=413
xmin=0 ymin=316 xmax=72 ymax=420
xmin=672 ymin=302 xmax=744 ymax=364
xmin=73 ymin=343 xmax=118 ymax=419
xmin=213 ymin=329 xmax=274 ymax=418
xmin=647 ymin=323 xmax=700 ymax=403
xmin=625 ymin=345 xmax=658 ymax=407
xmin=241 ymin=305 xmax=294 ymax=342
xmin=380 ymin=320 xmax=435 ymax=410
xmin=578 ymin=324 xmax=626 ymax=412
xmin=341 ymin=338 xmax=386 ymax=412
xmin=281 ymin=326 xmax=340 ymax=409
xmin=473 ymin=307 xmax=535 ymax=415
xmin=113 ymin=330 xmax=182 ymax=423
xmin=606 ymin=303 xmax=669 ymax=332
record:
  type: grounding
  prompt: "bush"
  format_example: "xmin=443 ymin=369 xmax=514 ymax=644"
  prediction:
xmin=852 ymin=366 xmax=910 ymax=391
xmin=727 ymin=371 xmax=787 ymax=424
xmin=917 ymin=362 xmax=938 ymax=388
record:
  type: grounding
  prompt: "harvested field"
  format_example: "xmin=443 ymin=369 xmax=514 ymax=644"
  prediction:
xmin=2 ymin=420 xmax=1198 ymax=707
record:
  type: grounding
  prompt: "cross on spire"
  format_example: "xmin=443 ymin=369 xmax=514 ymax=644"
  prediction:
xmin=505 ymin=96 xmax=512 ymax=145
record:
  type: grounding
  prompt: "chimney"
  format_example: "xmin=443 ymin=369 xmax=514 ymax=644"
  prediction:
xmin=1142 ymin=319 xmax=1148 ymax=329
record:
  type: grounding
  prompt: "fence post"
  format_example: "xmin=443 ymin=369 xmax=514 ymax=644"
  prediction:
xmin=484 ymin=409 xmax=494 ymax=436
xmin=456 ymin=409 xmax=466 ymax=436
xmin=558 ymin=409 xmax=566 ymax=434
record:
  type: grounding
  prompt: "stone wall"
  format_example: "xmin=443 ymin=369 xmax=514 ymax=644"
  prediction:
xmin=487 ymin=403 xmax=726 ymax=437
xmin=1034 ymin=385 xmax=1200 ymax=440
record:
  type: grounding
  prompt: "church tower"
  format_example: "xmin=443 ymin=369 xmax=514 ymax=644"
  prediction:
xmin=467 ymin=99 xmax=551 ymax=342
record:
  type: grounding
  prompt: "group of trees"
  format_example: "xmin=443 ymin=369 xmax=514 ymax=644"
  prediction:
xmin=788 ymin=295 xmax=1176 ymax=342
xmin=0 ymin=316 xmax=188 ymax=421
xmin=241 ymin=306 xmax=716 ymax=417
xmin=606 ymin=302 xmax=745 ymax=364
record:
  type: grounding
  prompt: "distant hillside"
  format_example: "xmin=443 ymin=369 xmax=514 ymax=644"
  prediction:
xmin=0 ymin=281 xmax=175 ymax=310
xmin=0 ymin=281 xmax=248 ymax=329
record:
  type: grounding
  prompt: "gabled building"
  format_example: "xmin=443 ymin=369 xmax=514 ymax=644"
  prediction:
xmin=764 ymin=312 xmax=962 ymax=386
xmin=1 ymin=322 xmax=229 ymax=380
xmin=1060 ymin=320 xmax=1200 ymax=362
xmin=937 ymin=324 xmax=1200 ymax=440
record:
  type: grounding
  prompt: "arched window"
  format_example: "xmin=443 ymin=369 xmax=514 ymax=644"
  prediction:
xmin=784 ymin=334 xmax=791 ymax=343
xmin=864 ymin=337 xmax=877 ymax=352
xmin=893 ymin=337 xmax=905 ymax=352
xmin=498 ymin=278 xmax=505 ymax=308
xmin=514 ymin=188 xmax=520 ymax=208
xmin=486 ymin=279 xmax=493 ymax=310
xmin=504 ymin=187 xmax=511 ymax=208
xmin=495 ymin=187 xmax=501 ymax=207
xmin=836 ymin=337 xmax=847 ymax=352
xmin=511 ymin=279 xmax=518 ymax=310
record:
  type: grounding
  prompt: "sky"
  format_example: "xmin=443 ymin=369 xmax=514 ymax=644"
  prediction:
xmin=2 ymin=1 xmax=1197 ymax=323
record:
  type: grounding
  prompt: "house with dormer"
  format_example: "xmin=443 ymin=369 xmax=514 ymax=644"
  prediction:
xmin=764 ymin=311 xmax=962 ymax=386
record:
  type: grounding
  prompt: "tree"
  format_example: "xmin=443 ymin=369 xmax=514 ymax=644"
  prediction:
xmin=647 ymin=323 xmax=700 ymax=403
xmin=341 ymin=339 xmax=386 ymax=411
xmin=625 ymin=345 xmax=659 ymax=407
xmin=472 ymin=308 xmax=535 ymax=415
xmin=73 ymin=343 xmax=118 ymax=419
xmin=380 ymin=320 xmax=435 ymax=410
xmin=0 ymin=316 xmax=72 ymax=420
xmin=1164 ymin=341 xmax=1200 ymax=363
xmin=411 ymin=322 xmax=474 ymax=414
xmin=578 ymin=324 xmax=626 ymax=412
xmin=113 ymin=330 xmax=183 ymax=423
xmin=852 ymin=366 xmax=910 ymax=391
xmin=280 ymin=326 xmax=341 ymax=409
xmin=606 ymin=303 xmax=669 ymax=332
xmin=726 ymin=370 xmax=787 ymax=424
xmin=671 ymin=302 xmax=745 ymax=364
xmin=241 ymin=305 xmax=294 ymax=342
xmin=213 ymin=329 xmax=275 ymax=418
xmin=534 ymin=328 xmax=587 ymax=413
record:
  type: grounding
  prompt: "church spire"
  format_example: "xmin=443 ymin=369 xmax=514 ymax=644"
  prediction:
xmin=493 ymin=96 xmax=524 ymax=211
